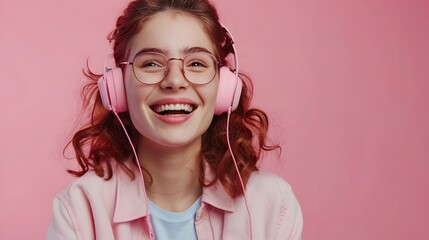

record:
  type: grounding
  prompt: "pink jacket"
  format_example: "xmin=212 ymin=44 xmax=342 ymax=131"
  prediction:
xmin=46 ymin=163 xmax=303 ymax=239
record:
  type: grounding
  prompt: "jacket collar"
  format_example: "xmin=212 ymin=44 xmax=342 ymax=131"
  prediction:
xmin=201 ymin=164 xmax=235 ymax=212
xmin=112 ymin=160 xmax=235 ymax=223
xmin=112 ymin=163 xmax=149 ymax=223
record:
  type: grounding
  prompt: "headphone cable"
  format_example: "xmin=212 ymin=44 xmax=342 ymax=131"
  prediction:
xmin=226 ymin=107 xmax=253 ymax=240
xmin=112 ymin=110 xmax=155 ymax=240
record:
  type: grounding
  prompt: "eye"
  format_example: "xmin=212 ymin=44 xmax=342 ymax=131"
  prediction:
xmin=142 ymin=61 xmax=163 ymax=68
xmin=133 ymin=53 xmax=167 ymax=71
xmin=185 ymin=55 xmax=210 ymax=68
xmin=188 ymin=60 xmax=207 ymax=68
xmin=184 ymin=52 xmax=216 ymax=72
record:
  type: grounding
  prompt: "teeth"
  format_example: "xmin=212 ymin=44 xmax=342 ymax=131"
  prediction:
xmin=155 ymin=104 xmax=194 ymax=113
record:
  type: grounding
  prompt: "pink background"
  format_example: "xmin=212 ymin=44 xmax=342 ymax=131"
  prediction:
xmin=1 ymin=0 xmax=428 ymax=239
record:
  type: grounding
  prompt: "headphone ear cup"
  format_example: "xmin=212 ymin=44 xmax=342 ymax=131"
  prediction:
xmin=97 ymin=67 xmax=128 ymax=112
xmin=215 ymin=67 xmax=243 ymax=115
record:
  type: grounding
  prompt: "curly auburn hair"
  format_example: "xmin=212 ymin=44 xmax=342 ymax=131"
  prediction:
xmin=67 ymin=0 xmax=280 ymax=198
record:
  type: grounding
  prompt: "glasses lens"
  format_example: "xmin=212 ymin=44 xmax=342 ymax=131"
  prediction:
xmin=183 ymin=53 xmax=217 ymax=85
xmin=131 ymin=52 xmax=218 ymax=85
xmin=132 ymin=53 xmax=167 ymax=84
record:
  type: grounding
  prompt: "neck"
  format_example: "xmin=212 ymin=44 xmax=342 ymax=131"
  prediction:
xmin=137 ymin=137 xmax=202 ymax=212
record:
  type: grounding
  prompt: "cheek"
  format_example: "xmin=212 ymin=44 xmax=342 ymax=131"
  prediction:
xmin=123 ymin=68 xmax=133 ymax=102
xmin=201 ymin=79 xmax=220 ymax=108
xmin=125 ymin=82 xmax=155 ymax=139
xmin=124 ymin=68 xmax=150 ymax=104
xmin=124 ymin=71 xmax=152 ymax=120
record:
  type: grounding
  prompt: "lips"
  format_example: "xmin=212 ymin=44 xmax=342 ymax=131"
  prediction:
xmin=152 ymin=103 xmax=196 ymax=115
xmin=150 ymin=98 xmax=198 ymax=116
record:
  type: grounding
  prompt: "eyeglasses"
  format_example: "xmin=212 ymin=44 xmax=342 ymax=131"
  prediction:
xmin=120 ymin=52 xmax=219 ymax=85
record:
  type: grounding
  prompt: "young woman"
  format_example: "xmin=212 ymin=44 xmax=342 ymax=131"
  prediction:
xmin=46 ymin=0 xmax=303 ymax=239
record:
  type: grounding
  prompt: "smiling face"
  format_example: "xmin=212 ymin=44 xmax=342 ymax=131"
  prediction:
xmin=124 ymin=10 xmax=219 ymax=151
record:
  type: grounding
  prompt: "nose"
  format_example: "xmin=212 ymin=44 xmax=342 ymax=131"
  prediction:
xmin=159 ymin=58 xmax=190 ymax=90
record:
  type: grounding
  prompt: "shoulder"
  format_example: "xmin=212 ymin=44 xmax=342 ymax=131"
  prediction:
xmin=47 ymin=169 xmax=125 ymax=238
xmin=47 ymin=164 xmax=143 ymax=239
xmin=52 ymin=172 xmax=109 ymax=216
xmin=246 ymin=170 xmax=295 ymax=201
xmin=57 ymin=171 xmax=111 ymax=200
xmin=56 ymin=163 xmax=136 ymax=200
xmin=245 ymin=171 xmax=303 ymax=239
xmin=47 ymin=171 xmax=114 ymax=239
xmin=245 ymin=171 xmax=302 ymax=223
xmin=53 ymin=167 xmax=126 ymax=215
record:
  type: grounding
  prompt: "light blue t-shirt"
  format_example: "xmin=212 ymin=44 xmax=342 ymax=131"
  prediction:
xmin=148 ymin=197 xmax=202 ymax=240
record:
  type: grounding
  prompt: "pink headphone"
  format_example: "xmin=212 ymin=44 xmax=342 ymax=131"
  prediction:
xmin=97 ymin=28 xmax=243 ymax=115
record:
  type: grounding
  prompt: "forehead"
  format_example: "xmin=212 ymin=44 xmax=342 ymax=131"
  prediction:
xmin=128 ymin=11 xmax=215 ymax=58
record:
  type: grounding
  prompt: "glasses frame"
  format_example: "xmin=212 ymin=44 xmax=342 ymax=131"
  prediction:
xmin=120 ymin=51 xmax=221 ymax=85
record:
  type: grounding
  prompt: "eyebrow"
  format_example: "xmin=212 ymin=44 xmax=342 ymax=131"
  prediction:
xmin=133 ymin=47 xmax=213 ymax=58
xmin=183 ymin=47 xmax=212 ymax=55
